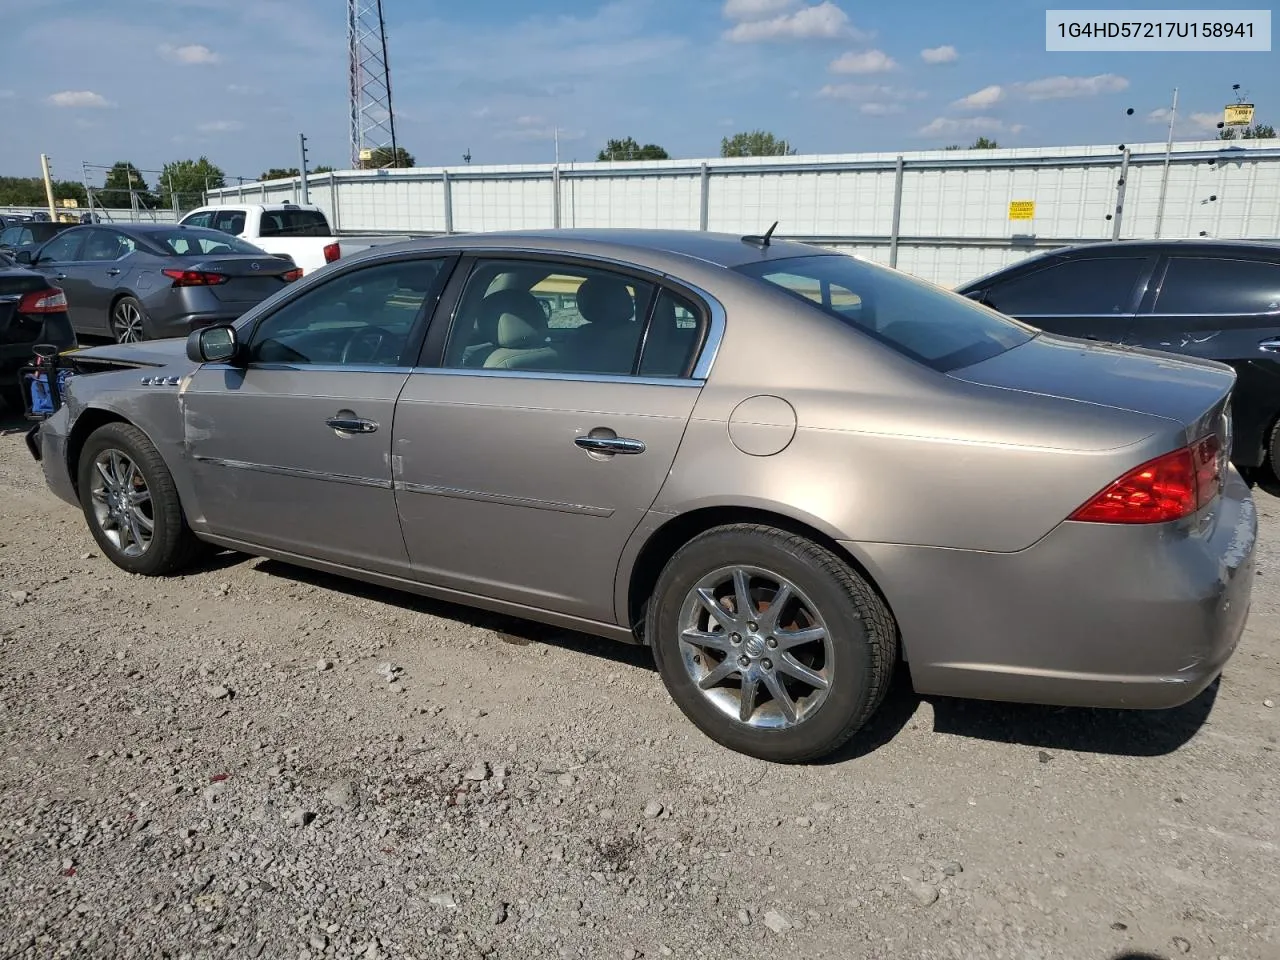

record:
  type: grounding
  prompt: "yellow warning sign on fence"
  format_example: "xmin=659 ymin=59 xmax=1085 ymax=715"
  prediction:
xmin=1008 ymin=200 xmax=1036 ymax=220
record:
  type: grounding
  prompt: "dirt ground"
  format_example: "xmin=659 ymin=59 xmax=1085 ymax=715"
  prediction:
xmin=1 ymin=402 xmax=1277 ymax=960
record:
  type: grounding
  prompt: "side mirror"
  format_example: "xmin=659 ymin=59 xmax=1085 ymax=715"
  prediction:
xmin=16 ymin=250 xmax=33 ymax=264
xmin=187 ymin=324 xmax=241 ymax=364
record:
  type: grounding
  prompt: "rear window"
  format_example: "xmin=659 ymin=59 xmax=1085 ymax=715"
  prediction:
xmin=146 ymin=228 xmax=267 ymax=257
xmin=258 ymin=210 xmax=330 ymax=238
xmin=735 ymin=254 xmax=1035 ymax=372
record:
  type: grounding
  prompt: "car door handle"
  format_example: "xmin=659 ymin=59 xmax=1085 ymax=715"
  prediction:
xmin=53 ymin=273 xmax=66 ymax=281
xmin=1259 ymin=338 xmax=1280 ymax=354
xmin=106 ymin=268 xmax=121 ymax=276
xmin=325 ymin=416 xmax=379 ymax=434
xmin=575 ymin=435 xmax=645 ymax=455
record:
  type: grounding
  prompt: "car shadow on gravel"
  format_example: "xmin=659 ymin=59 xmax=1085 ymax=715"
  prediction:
xmin=252 ymin=559 xmax=655 ymax=671
xmin=1 ymin=405 xmax=30 ymax=434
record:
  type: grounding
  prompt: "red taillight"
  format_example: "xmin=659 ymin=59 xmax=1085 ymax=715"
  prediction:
xmin=162 ymin=268 xmax=230 ymax=287
xmin=323 ymin=242 xmax=340 ymax=263
xmin=17 ymin=288 xmax=67 ymax=314
xmin=1070 ymin=435 xmax=1223 ymax=524
xmin=282 ymin=268 xmax=304 ymax=283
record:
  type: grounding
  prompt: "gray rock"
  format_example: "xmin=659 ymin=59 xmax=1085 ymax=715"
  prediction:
xmin=940 ymin=861 xmax=964 ymax=877
xmin=316 ymin=660 xmax=333 ymax=672
xmin=1172 ymin=936 xmax=1192 ymax=954
xmin=763 ymin=910 xmax=792 ymax=934
xmin=205 ymin=685 xmax=231 ymax=700
xmin=905 ymin=880 xmax=939 ymax=906
xmin=795 ymin=816 xmax=812 ymax=828
xmin=492 ymin=902 xmax=508 ymax=925
xmin=622 ymin=949 xmax=639 ymax=960
xmin=285 ymin=808 xmax=315 ymax=829
xmin=9 ymin=590 xmax=30 ymax=604
xmin=323 ymin=780 xmax=357 ymax=811
xmin=464 ymin=761 xmax=490 ymax=782
xmin=428 ymin=892 xmax=457 ymax=909
xmin=557 ymin=773 xmax=576 ymax=787
xmin=643 ymin=800 xmax=664 ymax=819
xmin=737 ymin=909 xmax=751 ymax=926
xmin=1265 ymin=699 xmax=1275 ymax=708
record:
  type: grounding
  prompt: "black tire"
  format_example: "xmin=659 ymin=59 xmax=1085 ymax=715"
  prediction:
xmin=648 ymin=524 xmax=897 ymax=763
xmin=1265 ymin=418 xmax=1280 ymax=484
xmin=110 ymin=296 xmax=148 ymax=343
xmin=77 ymin=422 xmax=203 ymax=576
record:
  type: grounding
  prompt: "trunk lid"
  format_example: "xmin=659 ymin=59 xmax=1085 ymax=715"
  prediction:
xmin=0 ymin=267 xmax=53 ymax=344
xmin=952 ymin=333 xmax=1235 ymax=442
xmin=172 ymin=254 xmax=297 ymax=304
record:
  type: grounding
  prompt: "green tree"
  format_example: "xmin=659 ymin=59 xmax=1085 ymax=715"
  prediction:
xmin=313 ymin=165 xmax=336 ymax=174
xmin=1219 ymin=122 xmax=1276 ymax=139
xmin=969 ymin=136 xmax=999 ymax=149
xmin=596 ymin=137 xmax=669 ymax=161
xmin=361 ymin=146 xmax=414 ymax=169
xmin=159 ymin=157 xmax=226 ymax=210
xmin=102 ymin=161 xmax=156 ymax=207
xmin=720 ymin=130 xmax=796 ymax=157
xmin=259 ymin=167 xmax=300 ymax=181
xmin=0 ymin=177 xmax=87 ymax=207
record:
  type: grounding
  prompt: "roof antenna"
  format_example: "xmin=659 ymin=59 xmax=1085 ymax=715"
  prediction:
xmin=742 ymin=221 xmax=778 ymax=249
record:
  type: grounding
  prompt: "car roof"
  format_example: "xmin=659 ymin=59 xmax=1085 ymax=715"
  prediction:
xmin=959 ymin=238 xmax=1280 ymax=290
xmin=356 ymin=228 xmax=837 ymax=270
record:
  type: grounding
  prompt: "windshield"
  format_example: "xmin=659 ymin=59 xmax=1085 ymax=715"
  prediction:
xmin=146 ymin=228 xmax=268 ymax=257
xmin=735 ymin=254 xmax=1036 ymax=372
xmin=258 ymin=210 xmax=330 ymax=238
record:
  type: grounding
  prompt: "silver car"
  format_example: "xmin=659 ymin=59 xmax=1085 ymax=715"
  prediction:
xmin=26 ymin=230 xmax=1256 ymax=762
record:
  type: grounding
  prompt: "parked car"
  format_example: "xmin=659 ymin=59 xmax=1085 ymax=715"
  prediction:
xmin=26 ymin=230 xmax=1254 ymax=761
xmin=1 ymin=220 xmax=74 ymax=258
xmin=16 ymin=223 xmax=301 ymax=343
xmin=179 ymin=203 xmax=343 ymax=276
xmin=956 ymin=240 xmax=1280 ymax=476
xmin=1 ymin=261 xmax=75 ymax=410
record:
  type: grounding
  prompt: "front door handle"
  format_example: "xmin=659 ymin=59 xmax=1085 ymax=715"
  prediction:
xmin=575 ymin=435 xmax=645 ymax=455
xmin=326 ymin=416 xmax=379 ymax=434
xmin=106 ymin=268 xmax=121 ymax=276
xmin=53 ymin=273 xmax=67 ymax=281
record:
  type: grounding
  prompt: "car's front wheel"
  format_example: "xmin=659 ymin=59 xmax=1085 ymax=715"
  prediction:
xmin=648 ymin=524 xmax=897 ymax=763
xmin=110 ymin=296 xmax=148 ymax=343
xmin=77 ymin=422 xmax=203 ymax=575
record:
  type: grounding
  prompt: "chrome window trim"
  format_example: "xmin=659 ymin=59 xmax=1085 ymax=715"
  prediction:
xmin=403 ymin=368 xmax=703 ymax=388
xmin=199 ymin=363 xmax=414 ymax=375
xmin=1007 ymin=313 xmax=1135 ymax=320
xmin=1144 ymin=311 xmax=1280 ymax=319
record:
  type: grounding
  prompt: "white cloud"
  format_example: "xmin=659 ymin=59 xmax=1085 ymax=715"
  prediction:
xmin=1018 ymin=73 xmax=1127 ymax=100
xmin=1147 ymin=107 xmax=1171 ymax=123
xmin=918 ymin=116 xmax=1024 ymax=137
xmin=46 ymin=90 xmax=113 ymax=108
xmin=725 ymin=2 xmax=863 ymax=42
xmin=1187 ymin=112 xmax=1222 ymax=132
xmin=197 ymin=120 xmax=243 ymax=133
xmin=818 ymin=83 xmax=925 ymax=101
xmin=920 ymin=44 xmax=958 ymax=64
xmin=954 ymin=84 xmax=1004 ymax=109
xmin=722 ymin=0 xmax=797 ymax=19
xmin=159 ymin=43 xmax=220 ymax=64
xmin=471 ymin=106 xmax=493 ymax=119
xmin=860 ymin=102 xmax=901 ymax=116
xmin=829 ymin=49 xmax=896 ymax=73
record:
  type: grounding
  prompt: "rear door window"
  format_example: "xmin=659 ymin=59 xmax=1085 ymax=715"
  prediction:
xmin=258 ymin=210 xmax=331 ymax=238
xmin=182 ymin=211 xmax=214 ymax=229
xmin=213 ymin=209 xmax=247 ymax=234
xmin=737 ymin=254 xmax=1033 ymax=372
xmin=982 ymin=257 xmax=1148 ymax=316
xmin=1151 ymin=257 xmax=1280 ymax=315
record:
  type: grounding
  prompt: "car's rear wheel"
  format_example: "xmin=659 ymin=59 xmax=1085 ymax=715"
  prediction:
xmin=110 ymin=296 xmax=147 ymax=343
xmin=648 ymin=524 xmax=897 ymax=763
xmin=77 ymin=423 xmax=203 ymax=576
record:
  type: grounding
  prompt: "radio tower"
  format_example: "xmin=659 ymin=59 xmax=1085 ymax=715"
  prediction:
xmin=348 ymin=0 xmax=400 ymax=169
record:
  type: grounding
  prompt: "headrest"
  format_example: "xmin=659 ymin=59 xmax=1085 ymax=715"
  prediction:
xmin=477 ymin=289 xmax=545 ymax=343
xmin=497 ymin=312 xmax=546 ymax=349
xmin=576 ymin=277 xmax=634 ymax=328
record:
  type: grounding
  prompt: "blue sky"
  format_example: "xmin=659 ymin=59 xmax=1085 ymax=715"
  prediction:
xmin=1 ymin=0 xmax=1275 ymax=183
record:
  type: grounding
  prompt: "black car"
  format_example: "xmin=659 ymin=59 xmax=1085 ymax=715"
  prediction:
xmin=957 ymin=240 xmax=1280 ymax=475
xmin=0 ymin=220 xmax=74 ymax=258
xmin=0 ymin=262 xmax=76 ymax=412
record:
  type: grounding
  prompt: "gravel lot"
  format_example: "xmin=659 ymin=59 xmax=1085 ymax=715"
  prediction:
xmin=1 ymin=402 xmax=1278 ymax=960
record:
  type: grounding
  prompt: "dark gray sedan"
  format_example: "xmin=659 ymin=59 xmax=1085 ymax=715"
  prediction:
xmin=16 ymin=224 xmax=301 ymax=343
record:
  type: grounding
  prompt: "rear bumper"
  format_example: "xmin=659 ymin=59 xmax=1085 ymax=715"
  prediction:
xmin=30 ymin=416 xmax=78 ymax=507
xmin=852 ymin=468 xmax=1257 ymax=710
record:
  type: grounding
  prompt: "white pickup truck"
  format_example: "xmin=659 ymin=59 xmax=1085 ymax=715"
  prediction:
xmin=178 ymin=204 xmax=349 ymax=276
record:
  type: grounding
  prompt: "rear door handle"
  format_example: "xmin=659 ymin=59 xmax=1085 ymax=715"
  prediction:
xmin=53 ymin=273 xmax=67 ymax=281
xmin=106 ymin=268 xmax=121 ymax=276
xmin=1259 ymin=338 xmax=1280 ymax=354
xmin=575 ymin=435 xmax=645 ymax=455
xmin=326 ymin=416 xmax=378 ymax=434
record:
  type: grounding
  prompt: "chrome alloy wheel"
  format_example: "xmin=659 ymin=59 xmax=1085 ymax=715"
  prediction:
xmin=678 ymin=565 xmax=834 ymax=729
xmin=89 ymin=449 xmax=154 ymax=558
xmin=112 ymin=301 xmax=144 ymax=343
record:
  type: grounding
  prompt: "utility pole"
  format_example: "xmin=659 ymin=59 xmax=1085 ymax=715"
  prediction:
xmin=39 ymin=154 xmax=57 ymax=222
xmin=299 ymin=133 xmax=311 ymax=204
xmin=1154 ymin=87 xmax=1178 ymax=239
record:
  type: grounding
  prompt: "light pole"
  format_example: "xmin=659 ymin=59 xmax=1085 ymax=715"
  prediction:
xmin=1154 ymin=87 xmax=1178 ymax=239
